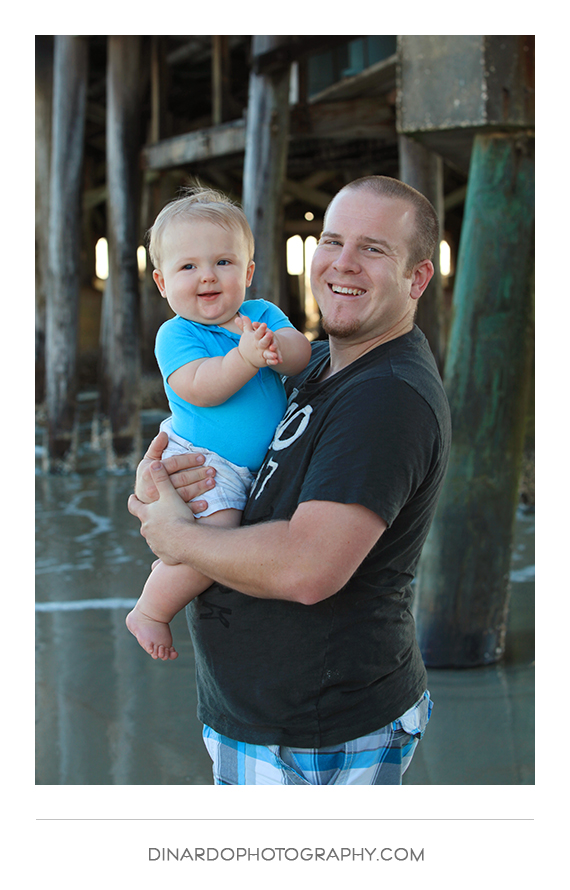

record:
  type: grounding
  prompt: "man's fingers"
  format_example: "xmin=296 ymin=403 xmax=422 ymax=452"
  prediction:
xmin=127 ymin=493 xmax=144 ymax=520
xmin=148 ymin=461 xmax=178 ymax=498
xmin=168 ymin=466 xmax=216 ymax=502
xmin=161 ymin=450 xmax=205 ymax=478
xmin=144 ymin=431 xmax=168 ymax=462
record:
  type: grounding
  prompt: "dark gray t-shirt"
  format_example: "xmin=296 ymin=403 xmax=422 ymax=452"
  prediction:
xmin=187 ymin=326 xmax=451 ymax=747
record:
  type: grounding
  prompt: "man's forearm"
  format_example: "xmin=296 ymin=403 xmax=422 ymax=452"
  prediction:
xmin=163 ymin=515 xmax=301 ymax=601
xmin=155 ymin=501 xmax=385 ymax=606
xmin=129 ymin=464 xmax=386 ymax=606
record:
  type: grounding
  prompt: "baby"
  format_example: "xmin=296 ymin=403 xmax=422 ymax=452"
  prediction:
xmin=126 ymin=187 xmax=312 ymax=660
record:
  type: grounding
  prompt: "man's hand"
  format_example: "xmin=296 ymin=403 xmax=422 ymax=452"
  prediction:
xmin=135 ymin=430 xmax=216 ymax=507
xmin=128 ymin=461 xmax=197 ymax=565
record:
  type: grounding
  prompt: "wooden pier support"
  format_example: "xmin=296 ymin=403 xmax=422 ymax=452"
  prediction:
xmin=45 ymin=36 xmax=88 ymax=463
xmin=100 ymin=36 xmax=143 ymax=461
xmin=399 ymin=135 xmax=446 ymax=373
xmin=242 ymin=36 xmax=291 ymax=306
xmin=414 ymin=132 xmax=534 ymax=666
xmin=35 ymin=36 xmax=53 ymax=402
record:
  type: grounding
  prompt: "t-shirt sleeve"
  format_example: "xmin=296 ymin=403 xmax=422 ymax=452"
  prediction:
xmin=155 ymin=318 xmax=208 ymax=381
xmin=245 ymin=299 xmax=295 ymax=331
xmin=298 ymin=377 xmax=439 ymax=526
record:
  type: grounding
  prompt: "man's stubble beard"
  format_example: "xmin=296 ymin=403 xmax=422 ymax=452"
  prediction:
xmin=320 ymin=313 xmax=362 ymax=340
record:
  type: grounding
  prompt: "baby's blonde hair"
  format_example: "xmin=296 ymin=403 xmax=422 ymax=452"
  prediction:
xmin=147 ymin=186 xmax=255 ymax=268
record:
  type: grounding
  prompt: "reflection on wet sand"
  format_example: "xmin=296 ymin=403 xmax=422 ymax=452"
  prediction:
xmin=36 ymin=412 xmax=534 ymax=785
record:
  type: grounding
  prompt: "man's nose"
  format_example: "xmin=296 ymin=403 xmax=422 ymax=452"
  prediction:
xmin=333 ymin=244 xmax=361 ymax=273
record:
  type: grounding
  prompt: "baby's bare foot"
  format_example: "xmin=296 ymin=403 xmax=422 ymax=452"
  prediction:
xmin=126 ymin=608 xmax=178 ymax=661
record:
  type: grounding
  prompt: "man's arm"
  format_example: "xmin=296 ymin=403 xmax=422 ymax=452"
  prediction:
xmin=128 ymin=461 xmax=387 ymax=605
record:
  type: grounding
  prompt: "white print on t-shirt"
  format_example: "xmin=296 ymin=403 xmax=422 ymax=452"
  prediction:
xmin=272 ymin=401 xmax=313 ymax=451
xmin=251 ymin=390 xmax=313 ymax=501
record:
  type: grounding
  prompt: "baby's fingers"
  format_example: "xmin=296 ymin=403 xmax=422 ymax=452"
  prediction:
xmin=263 ymin=343 xmax=282 ymax=364
xmin=235 ymin=314 xmax=252 ymax=332
xmin=253 ymin=321 xmax=268 ymax=339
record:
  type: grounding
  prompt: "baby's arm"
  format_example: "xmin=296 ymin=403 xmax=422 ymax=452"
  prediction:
xmin=235 ymin=315 xmax=312 ymax=377
xmin=269 ymin=327 xmax=312 ymax=376
xmin=167 ymin=317 xmax=275 ymax=408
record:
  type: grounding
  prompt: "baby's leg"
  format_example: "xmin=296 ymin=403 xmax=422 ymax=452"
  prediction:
xmin=126 ymin=508 xmax=242 ymax=661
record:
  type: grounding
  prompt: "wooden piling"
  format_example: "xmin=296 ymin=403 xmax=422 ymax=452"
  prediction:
xmin=35 ymin=36 xmax=53 ymax=403
xmin=100 ymin=36 xmax=143 ymax=462
xmin=399 ymin=135 xmax=446 ymax=373
xmin=45 ymin=36 xmax=88 ymax=463
xmin=212 ymin=36 xmax=231 ymax=125
xmin=242 ymin=36 xmax=291 ymax=307
xmin=414 ymin=132 xmax=535 ymax=666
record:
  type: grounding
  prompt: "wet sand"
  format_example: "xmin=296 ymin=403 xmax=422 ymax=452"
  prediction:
xmin=36 ymin=409 xmax=534 ymax=785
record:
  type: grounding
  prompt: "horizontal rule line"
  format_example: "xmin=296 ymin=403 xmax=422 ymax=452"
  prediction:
xmin=36 ymin=818 xmax=534 ymax=822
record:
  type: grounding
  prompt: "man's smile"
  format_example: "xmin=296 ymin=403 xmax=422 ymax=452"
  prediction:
xmin=329 ymin=284 xmax=367 ymax=296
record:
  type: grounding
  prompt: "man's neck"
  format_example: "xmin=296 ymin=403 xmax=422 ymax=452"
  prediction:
xmin=322 ymin=321 xmax=414 ymax=380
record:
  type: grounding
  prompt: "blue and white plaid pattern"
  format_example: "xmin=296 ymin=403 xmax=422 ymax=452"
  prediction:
xmin=202 ymin=691 xmax=432 ymax=785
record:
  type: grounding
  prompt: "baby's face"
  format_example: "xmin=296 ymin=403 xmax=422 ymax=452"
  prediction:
xmin=153 ymin=218 xmax=255 ymax=326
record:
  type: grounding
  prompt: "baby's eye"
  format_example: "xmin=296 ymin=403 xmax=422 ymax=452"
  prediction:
xmin=217 ymin=259 xmax=230 ymax=266
xmin=183 ymin=263 xmax=195 ymax=270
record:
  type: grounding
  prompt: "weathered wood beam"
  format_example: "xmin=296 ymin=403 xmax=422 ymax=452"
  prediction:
xmin=212 ymin=35 xmax=231 ymax=125
xmin=399 ymin=135 xmax=446 ymax=372
xmin=142 ymin=119 xmax=246 ymax=169
xmin=414 ymin=132 xmax=535 ymax=667
xmin=35 ymin=36 xmax=53 ymax=401
xmin=309 ymin=53 xmax=397 ymax=102
xmin=292 ymin=96 xmax=393 ymax=140
xmin=142 ymin=97 xmax=394 ymax=171
xmin=242 ymin=36 xmax=291 ymax=306
xmin=45 ymin=35 xmax=88 ymax=464
xmin=150 ymin=36 xmax=168 ymax=143
xmin=101 ymin=35 xmax=143 ymax=462
xmin=283 ymin=178 xmax=332 ymax=211
xmin=251 ymin=35 xmax=362 ymax=74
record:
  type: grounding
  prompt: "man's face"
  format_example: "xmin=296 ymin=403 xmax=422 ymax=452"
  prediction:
xmin=310 ymin=188 xmax=431 ymax=343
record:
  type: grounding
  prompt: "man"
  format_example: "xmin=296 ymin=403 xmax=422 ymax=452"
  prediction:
xmin=128 ymin=175 xmax=451 ymax=785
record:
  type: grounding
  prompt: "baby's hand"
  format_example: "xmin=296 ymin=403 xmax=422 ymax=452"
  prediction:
xmin=262 ymin=334 xmax=283 ymax=366
xmin=236 ymin=315 xmax=282 ymax=368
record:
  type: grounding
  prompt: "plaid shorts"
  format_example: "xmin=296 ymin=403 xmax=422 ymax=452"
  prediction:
xmin=202 ymin=691 xmax=432 ymax=785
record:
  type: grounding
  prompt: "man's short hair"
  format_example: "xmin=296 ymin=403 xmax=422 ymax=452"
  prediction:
xmin=331 ymin=175 xmax=439 ymax=273
xmin=147 ymin=185 xmax=255 ymax=268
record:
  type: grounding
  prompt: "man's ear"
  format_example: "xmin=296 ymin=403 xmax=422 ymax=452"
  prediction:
xmin=153 ymin=269 xmax=167 ymax=297
xmin=410 ymin=260 xmax=434 ymax=301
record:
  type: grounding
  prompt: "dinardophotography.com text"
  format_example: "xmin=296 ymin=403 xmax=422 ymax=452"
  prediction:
xmin=148 ymin=847 xmax=425 ymax=862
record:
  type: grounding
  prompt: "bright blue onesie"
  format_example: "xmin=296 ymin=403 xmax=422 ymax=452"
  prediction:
xmin=154 ymin=299 xmax=295 ymax=473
